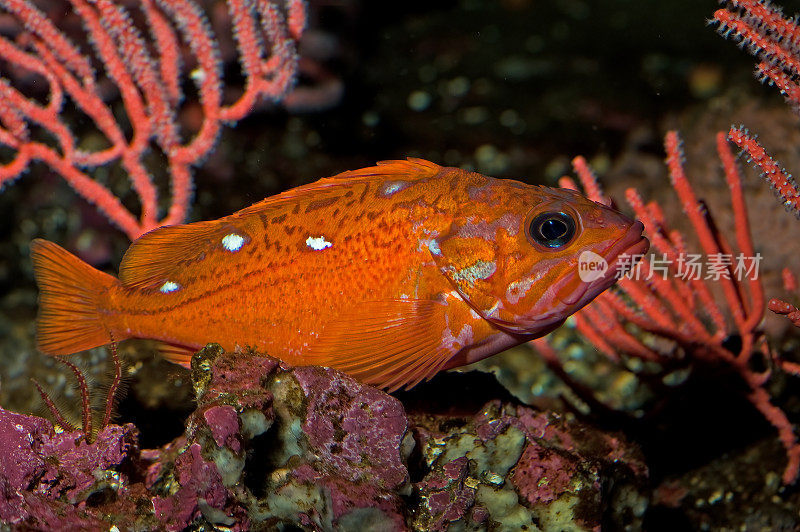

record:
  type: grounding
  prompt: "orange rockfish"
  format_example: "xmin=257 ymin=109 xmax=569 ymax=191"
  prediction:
xmin=31 ymin=159 xmax=648 ymax=391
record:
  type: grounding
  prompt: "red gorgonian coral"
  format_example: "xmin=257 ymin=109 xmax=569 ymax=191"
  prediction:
xmin=535 ymin=130 xmax=800 ymax=484
xmin=0 ymin=0 xmax=305 ymax=240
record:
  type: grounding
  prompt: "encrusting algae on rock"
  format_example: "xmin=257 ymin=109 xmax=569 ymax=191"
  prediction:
xmin=31 ymin=159 xmax=647 ymax=391
xmin=0 ymin=344 xmax=646 ymax=530
xmin=164 ymin=346 xmax=649 ymax=530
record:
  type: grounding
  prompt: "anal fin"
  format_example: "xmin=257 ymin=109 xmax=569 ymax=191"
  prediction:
xmin=157 ymin=342 xmax=200 ymax=367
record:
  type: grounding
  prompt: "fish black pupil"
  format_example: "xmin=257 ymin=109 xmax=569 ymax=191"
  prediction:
xmin=541 ymin=219 xmax=566 ymax=240
xmin=529 ymin=212 xmax=576 ymax=249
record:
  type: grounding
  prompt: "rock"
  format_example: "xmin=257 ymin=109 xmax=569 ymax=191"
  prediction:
xmin=149 ymin=344 xmax=413 ymax=530
xmin=410 ymin=400 xmax=648 ymax=531
xmin=0 ymin=345 xmax=649 ymax=530
xmin=650 ymin=438 xmax=800 ymax=530
xmin=0 ymin=407 xmax=143 ymax=528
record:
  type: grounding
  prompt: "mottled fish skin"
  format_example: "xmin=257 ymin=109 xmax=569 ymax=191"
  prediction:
xmin=31 ymin=158 xmax=648 ymax=391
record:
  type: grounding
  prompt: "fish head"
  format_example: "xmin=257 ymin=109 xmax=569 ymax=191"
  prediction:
xmin=433 ymin=184 xmax=649 ymax=336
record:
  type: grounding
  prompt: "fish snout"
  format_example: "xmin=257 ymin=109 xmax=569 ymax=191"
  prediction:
xmin=556 ymin=219 xmax=649 ymax=307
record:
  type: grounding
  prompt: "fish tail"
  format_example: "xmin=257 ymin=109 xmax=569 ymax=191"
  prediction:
xmin=31 ymin=239 xmax=125 ymax=355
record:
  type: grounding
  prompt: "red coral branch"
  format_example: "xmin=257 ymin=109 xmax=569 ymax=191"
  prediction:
xmin=541 ymin=130 xmax=800 ymax=484
xmin=714 ymin=0 xmax=800 ymax=78
xmin=713 ymin=1 xmax=800 ymax=218
xmin=727 ymin=126 xmax=800 ymax=216
xmin=769 ymin=267 xmax=800 ymax=368
xmin=768 ymin=298 xmax=800 ymax=327
xmin=0 ymin=0 xmax=305 ymax=240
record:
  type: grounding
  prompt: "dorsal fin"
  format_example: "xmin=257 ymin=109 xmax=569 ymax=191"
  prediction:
xmin=118 ymin=220 xmax=251 ymax=290
xmin=234 ymin=158 xmax=444 ymax=218
xmin=330 ymin=158 xmax=442 ymax=180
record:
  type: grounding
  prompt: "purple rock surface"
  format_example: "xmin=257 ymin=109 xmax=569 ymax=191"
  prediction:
xmin=0 ymin=408 xmax=141 ymax=528
xmin=152 ymin=443 xmax=234 ymax=530
xmin=410 ymin=400 xmax=648 ymax=530
xmin=294 ymin=365 xmax=409 ymax=487
xmin=1 ymin=345 xmax=649 ymax=530
xmin=204 ymin=405 xmax=241 ymax=451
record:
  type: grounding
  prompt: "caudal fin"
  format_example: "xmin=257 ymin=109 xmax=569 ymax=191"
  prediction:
xmin=31 ymin=239 xmax=122 ymax=355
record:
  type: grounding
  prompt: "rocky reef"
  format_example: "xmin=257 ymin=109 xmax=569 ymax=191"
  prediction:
xmin=0 ymin=345 xmax=648 ymax=530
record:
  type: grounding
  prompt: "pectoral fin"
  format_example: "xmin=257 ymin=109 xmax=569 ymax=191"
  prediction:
xmin=302 ymin=299 xmax=455 ymax=392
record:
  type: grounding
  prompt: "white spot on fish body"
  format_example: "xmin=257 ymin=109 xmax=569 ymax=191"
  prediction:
xmin=222 ymin=233 xmax=245 ymax=252
xmin=451 ymin=260 xmax=496 ymax=285
xmin=506 ymin=272 xmax=543 ymax=304
xmin=306 ymin=236 xmax=332 ymax=250
xmin=381 ymin=180 xmax=408 ymax=197
xmin=458 ymin=213 xmax=521 ymax=239
xmin=428 ymin=239 xmax=441 ymax=256
xmin=159 ymin=281 xmax=180 ymax=293
xmin=440 ymin=323 xmax=474 ymax=352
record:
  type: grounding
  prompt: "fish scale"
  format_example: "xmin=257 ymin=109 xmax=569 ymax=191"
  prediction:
xmin=31 ymin=158 xmax=648 ymax=391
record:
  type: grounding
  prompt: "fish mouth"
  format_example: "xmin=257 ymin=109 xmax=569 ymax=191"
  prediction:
xmin=559 ymin=220 xmax=649 ymax=307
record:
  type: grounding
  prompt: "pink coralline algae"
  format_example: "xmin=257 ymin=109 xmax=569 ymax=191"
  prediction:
xmin=410 ymin=400 xmax=648 ymax=531
xmin=294 ymin=365 xmax=410 ymax=488
xmin=0 ymin=408 xmax=142 ymax=528
xmin=149 ymin=344 xmax=413 ymax=530
xmin=204 ymin=405 xmax=243 ymax=452
xmin=416 ymin=456 xmax=478 ymax=527
xmin=288 ymin=366 xmax=411 ymax=528
xmin=152 ymin=443 xmax=236 ymax=530
xmin=0 ymin=345 xmax=649 ymax=529
xmin=510 ymin=444 xmax=578 ymax=506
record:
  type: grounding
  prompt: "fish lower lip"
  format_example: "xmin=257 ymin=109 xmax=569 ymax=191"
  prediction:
xmin=614 ymin=221 xmax=646 ymax=255
xmin=561 ymin=221 xmax=649 ymax=306
xmin=606 ymin=237 xmax=649 ymax=279
xmin=600 ymin=220 xmax=647 ymax=266
xmin=598 ymin=221 xmax=649 ymax=282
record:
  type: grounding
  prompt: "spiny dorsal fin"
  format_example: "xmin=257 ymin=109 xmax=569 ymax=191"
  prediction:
xmin=330 ymin=158 xmax=442 ymax=180
xmin=119 ymin=159 xmax=445 ymax=290
xmin=233 ymin=158 xmax=444 ymax=218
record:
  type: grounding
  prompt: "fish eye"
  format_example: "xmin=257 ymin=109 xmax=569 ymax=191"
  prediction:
xmin=528 ymin=212 xmax=576 ymax=249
